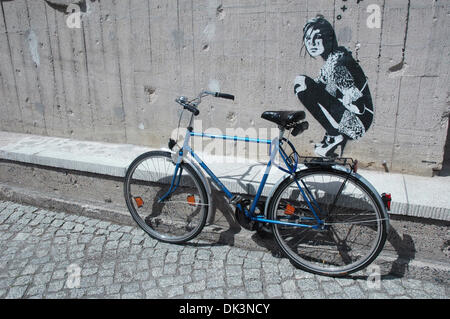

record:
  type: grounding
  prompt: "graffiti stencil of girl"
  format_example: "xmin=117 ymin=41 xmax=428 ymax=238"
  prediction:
xmin=294 ymin=15 xmax=374 ymax=158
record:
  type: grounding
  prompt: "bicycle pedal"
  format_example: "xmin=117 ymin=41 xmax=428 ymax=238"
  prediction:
xmin=284 ymin=204 xmax=295 ymax=215
xmin=256 ymin=223 xmax=273 ymax=236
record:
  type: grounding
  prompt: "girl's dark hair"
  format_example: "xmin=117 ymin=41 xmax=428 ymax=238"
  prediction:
xmin=303 ymin=15 xmax=338 ymax=55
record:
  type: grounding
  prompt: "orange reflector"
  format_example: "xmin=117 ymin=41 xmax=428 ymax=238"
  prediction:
xmin=134 ymin=197 xmax=144 ymax=208
xmin=187 ymin=195 xmax=196 ymax=206
xmin=284 ymin=204 xmax=295 ymax=215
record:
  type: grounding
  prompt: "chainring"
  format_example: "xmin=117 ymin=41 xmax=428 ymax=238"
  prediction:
xmin=234 ymin=201 xmax=258 ymax=231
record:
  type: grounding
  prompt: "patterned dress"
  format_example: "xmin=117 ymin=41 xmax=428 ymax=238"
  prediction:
xmin=316 ymin=48 xmax=373 ymax=140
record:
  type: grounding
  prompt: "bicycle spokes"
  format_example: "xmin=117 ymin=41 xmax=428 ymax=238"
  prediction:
xmin=270 ymin=168 xmax=387 ymax=276
xmin=125 ymin=151 xmax=208 ymax=243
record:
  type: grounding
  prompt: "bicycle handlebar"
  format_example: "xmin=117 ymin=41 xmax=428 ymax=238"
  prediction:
xmin=214 ymin=92 xmax=235 ymax=100
xmin=183 ymin=103 xmax=200 ymax=116
xmin=176 ymin=90 xmax=235 ymax=116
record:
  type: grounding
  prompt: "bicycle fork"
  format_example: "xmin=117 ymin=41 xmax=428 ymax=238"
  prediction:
xmin=158 ymin=163 xmax=183 ymax=202
xmin=159 ymin=119 xmax=194 ymax=203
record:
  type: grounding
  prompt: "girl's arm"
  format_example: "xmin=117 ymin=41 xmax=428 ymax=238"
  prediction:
xmin=334 ymin=65 xmax=365 ymax=114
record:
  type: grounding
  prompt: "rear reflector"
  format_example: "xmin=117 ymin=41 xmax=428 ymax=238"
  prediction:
xmin=381 ymin=193 xmax=391 ymax=211
xmin=187 ymin=195 xmax=196 ymax=206
xmin=134 ymin=197 xmax=144 ymax=208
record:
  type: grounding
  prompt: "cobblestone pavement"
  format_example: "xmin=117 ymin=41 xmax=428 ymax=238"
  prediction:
xmin=0 ymin=200 xmax=448 ymax=299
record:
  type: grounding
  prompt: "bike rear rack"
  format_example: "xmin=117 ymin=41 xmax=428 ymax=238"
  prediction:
xmin=297 ymin=156 xmax=358 ymax=173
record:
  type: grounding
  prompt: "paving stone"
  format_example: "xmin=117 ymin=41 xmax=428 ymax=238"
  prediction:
xmin=368 ymin=292 xmax=391 ymax=299
xmin=225 ymin=265 xmax=242 ymax=277
xmin=5 ymin=285 xmax=28 ymax=299
xmin=186 ymin=280 xmax=206 ymax=293
xmin=422 ymin=281 xmax=447 ymax=298
xmin=33 ymin=273 xmax=52 ymax=286
xmin=244 ymin=279 xmax=262 ymax=293
xmin=343 ymin=284 xmax=367 ymax=298
xmin=165 ymin=252 xmax=178 ymax=263
xmin=226 ymin=288 xmax=247 ymax=298
xmin=21 ymin=264 xmax=40 ymax=276
xmin=167 ymin=286 xmax=184 ymax=298
xmin=382 ymin=279 xmax=407 ymax=296
xmin=206 ymin=276 xmax=226 ymax=289
xmin=87 ymin=286 xmax=105 ymax=296
xmin=302 ymin=289 xmax=326 ymax=299
xmin=297 ymin=278 xmax=320 ymax=290
xmin=105 ymin=283 xmax=122 ymax=295
xmin=122 ymin=282 xmax=140 ymax=293
xmin=13 ymin=275 xmax=33 ymax=286
xmin=281 ymin=279 xmax=297 ymax=293
xmin=204 ymin=288 xmax=224 ymax=299
xmin=266 ymin=284 xmax=282 ymax=298
xmin=122 ymin=291 xmax=144 ymax=299
xmin=322 ymin=281 xmax=344 ymax=295
xmin=48 ymin=279 xmax=66 ymax=292
xmin=26 ymin=284 xmax=46 ymax=297
xmin=243 ymin=268 xmax=261 ymax=280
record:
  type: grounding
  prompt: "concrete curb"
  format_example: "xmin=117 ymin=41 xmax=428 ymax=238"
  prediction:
xmin=0 ymin=182 xmax=133 ymax=226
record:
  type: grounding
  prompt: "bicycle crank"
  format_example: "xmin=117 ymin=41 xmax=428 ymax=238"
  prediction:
xmin=233 ymin=199 xmax=257 ymax=231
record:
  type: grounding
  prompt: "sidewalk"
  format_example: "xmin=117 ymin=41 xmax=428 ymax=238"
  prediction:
xmin=1 ymin=131 xmax=449 ymax=221
xmin=0 ymin=200 xmax=448 ymax=299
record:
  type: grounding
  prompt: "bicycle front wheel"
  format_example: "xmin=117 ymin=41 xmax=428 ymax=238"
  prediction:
xmin=269 ymin=167 xmax=387 ymax=277
xmin=124 ymin=151 xmax=208 ymax=243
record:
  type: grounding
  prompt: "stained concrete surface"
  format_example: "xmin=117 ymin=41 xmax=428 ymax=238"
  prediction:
xmin=0 ymin=0 xmax=449 ymax=175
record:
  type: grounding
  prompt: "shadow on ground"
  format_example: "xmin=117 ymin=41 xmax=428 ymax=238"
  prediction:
xmin=207 ymin=190 xmax=425 ymax=281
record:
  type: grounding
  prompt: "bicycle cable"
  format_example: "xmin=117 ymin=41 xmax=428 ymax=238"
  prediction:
xmin=174 ymin=108 xmax=185 ymax=146
xmin=283 ymin=130 xmax=292 ymax=154
xmin=174 ymin=93 xmax=202 ymax=146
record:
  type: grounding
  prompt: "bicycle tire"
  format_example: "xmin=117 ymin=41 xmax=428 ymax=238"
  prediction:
xmin=124 ymin=151 xmax=208 ymax=243
xmin=269 ymin=167 xmax=388 ymax=277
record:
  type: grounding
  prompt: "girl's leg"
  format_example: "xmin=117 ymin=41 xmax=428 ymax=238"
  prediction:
xmin=295 ymin=76 xmax=348 ymax=157
xmin=295 ymin=76 xmax=345 ymax=136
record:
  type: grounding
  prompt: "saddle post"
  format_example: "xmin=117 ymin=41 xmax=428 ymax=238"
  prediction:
xmin=278 ymin=126 xmax=285 ymax=140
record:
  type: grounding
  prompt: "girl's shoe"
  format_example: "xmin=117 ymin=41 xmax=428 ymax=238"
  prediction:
xmin=314 ymin=134 xmax=344 ymax=158
xmin=314 ymin=134 xmax=330 ymax=148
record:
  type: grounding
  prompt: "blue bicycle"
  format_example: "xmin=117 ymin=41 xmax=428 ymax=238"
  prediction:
xmin=124 ymin=90 xmax=391 ymax=276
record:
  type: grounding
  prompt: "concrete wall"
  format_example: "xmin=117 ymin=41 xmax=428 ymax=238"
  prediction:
xmin=0 ymin=0 xmax=449 ymax=175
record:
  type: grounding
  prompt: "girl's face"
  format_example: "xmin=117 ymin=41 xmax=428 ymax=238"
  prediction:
xmin=304 ymin=28 xmax=324 ymax=57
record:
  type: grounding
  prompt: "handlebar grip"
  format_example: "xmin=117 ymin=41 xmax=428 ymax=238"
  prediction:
xmin=184 ymin=104 xmax=200 ymax=116
xmin=214 ymin=92 xmax=235 ymax=100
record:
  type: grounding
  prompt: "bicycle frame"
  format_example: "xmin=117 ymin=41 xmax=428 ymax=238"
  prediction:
xmin=164 ymin=114 xmax=325 ymax=230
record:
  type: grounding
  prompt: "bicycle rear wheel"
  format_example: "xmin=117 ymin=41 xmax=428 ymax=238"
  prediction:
xmin=269 ymin=167 xmax=388 ymax=277
xmin=124 ymin=151 xmax=208 ymax=243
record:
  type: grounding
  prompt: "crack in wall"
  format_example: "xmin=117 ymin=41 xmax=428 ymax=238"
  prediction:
xmin=389 ymin=0 xmax=411 ymax=170
xmin=388 ymin=0 xmax=410 ymax=73
xmin=0 ymin=0 xmax=25 ymax=132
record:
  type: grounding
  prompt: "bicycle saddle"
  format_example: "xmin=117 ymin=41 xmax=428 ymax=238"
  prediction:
xmin=261 ymin=110 xmax=305 ymax=128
